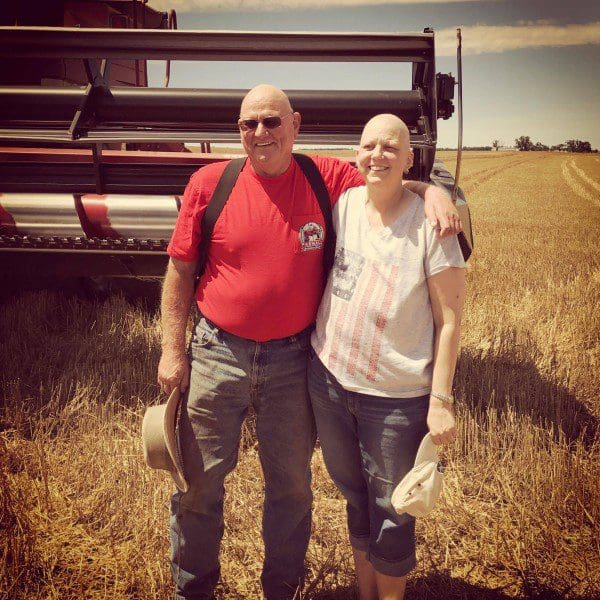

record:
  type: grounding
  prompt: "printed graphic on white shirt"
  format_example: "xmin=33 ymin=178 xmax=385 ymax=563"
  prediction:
xmin=332 ymin=248 xmax=364 ymax=301
xmin=327 ymin=247 xmax=400 ymax=383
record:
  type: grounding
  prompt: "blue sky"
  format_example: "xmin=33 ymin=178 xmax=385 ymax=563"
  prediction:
xmin=147 ymin=0 xmax=600 ymax=148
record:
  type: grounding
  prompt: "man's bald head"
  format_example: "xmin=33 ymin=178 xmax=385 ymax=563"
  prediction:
xmin=238 ymin=84 xmax=300 ymax=178
xmin=240 ymin=84 xmax=293 ymax=117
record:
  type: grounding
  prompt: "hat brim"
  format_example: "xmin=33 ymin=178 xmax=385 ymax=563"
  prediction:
xmin=142 ymin=404 xmax=171 ymax=470
xmin=141 ymin=389 xmax=189 ymax=493
xmin=163 ymin=388 xmax=189 ymax=492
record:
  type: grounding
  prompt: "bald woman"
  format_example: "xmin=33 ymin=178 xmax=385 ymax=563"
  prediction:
xmin=309 ymin=114 xmax=467 ymax=600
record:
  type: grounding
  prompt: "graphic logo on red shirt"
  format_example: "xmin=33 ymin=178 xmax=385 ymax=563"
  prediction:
xmin=298 ymin=221 xmax=325 ymax=252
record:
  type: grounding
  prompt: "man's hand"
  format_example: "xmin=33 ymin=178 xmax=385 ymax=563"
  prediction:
xmin=426 ymin=397 xmax=456 ymax=445
xmin=403 ymin=181 xmax=462 ymax=238
xmin=424 ymin=187 xmax=462 ymax=238
xmin=158 ymin=348 xmax=190 ymax=395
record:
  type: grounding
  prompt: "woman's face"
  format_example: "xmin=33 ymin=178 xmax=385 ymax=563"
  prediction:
xmin=356 ymin=118 xmax=413 ymax=189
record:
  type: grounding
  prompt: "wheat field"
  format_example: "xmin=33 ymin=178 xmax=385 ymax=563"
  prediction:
xmin=1 ymin=151 xmax=599 ymax=599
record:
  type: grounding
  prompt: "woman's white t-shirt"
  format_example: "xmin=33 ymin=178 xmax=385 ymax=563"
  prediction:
xmin=311 ymin=186 xmax=466 ymax=398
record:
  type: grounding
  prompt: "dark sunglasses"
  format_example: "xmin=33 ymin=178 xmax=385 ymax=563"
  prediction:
xmin=238 ymin=113 xmax=292 ymax=131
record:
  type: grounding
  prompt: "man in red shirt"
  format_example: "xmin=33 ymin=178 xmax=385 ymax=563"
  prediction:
xmin=158 ymin=84 xmax=461 ymax=599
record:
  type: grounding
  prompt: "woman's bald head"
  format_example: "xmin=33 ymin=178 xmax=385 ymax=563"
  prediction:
xmin=360 ymin=113 xmax=410 ymax=150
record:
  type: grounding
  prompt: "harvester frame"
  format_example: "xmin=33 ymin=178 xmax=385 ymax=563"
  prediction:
xmin=0 ymin=25 xmax=472 ymax=279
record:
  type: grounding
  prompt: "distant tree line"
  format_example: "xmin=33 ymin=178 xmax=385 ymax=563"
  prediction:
xmin=438 ymin=139 xmax=596 ymax=152
xmin=514 ymin=136 xmax=595 ymax=152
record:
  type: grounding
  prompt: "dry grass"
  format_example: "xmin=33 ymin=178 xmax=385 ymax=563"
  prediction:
xmin=1 ymin=151 xmax=599 ymax=599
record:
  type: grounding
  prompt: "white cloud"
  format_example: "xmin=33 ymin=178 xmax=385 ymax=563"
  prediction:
xmin=149 ymin=0 xmax=487 ymax=12
xmin=436 ymin=22 xmax=600 ymax=56
xmin=146 ymin=0 xmax=600 ymax=56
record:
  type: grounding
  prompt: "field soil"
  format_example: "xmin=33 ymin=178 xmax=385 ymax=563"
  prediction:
xmin=1 ymin=151 xmax=599 ymax=599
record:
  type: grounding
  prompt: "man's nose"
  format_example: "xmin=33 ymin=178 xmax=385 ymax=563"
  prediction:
xmin=255 ymin=121 xmax=270 ymax=136
xmin=373 ymin=144 xmax=384 ymax=157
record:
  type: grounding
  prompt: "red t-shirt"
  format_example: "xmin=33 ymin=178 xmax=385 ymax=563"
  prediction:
xmin=168 ymin=155 xmax=363 ymax=341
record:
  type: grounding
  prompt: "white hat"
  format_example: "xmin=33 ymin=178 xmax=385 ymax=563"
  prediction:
xmin=141 ymin=388 xmax=188 ymax=492
xmin=391 ymin=433 xmax=443 ymax=517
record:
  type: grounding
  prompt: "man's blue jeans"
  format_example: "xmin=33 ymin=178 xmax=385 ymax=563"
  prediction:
xmin=170 ymin=316 xmax=316 ymax=600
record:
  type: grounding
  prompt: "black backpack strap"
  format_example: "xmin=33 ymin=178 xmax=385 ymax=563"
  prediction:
xmin=195 ymin=157 xmax=246 ymax=283
xmin=292 ymin=153 xmax=336 ymax=282
xmin=196 ymin=154 xmax=334 ymax=289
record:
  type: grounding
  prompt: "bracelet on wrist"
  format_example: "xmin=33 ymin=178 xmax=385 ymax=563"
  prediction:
xmin=430 ymin=390 xmax=454 ymax=404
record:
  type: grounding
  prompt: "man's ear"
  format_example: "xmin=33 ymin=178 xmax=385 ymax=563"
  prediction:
xmin=405 ymin=150 xmax=414 ymax=173
xmin=293 ymin=111 xmax=301 ymax=134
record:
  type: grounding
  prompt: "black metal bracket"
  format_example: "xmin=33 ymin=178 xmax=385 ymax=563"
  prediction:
xmin=436 ymin=73 xmax=455 ymax=120
xmin=418 ymin=115 xmax=433 ymax=144
xmin=68 ymin=58 xmax=111 ymax=141
xmin=70 ymin=59 xmax=112 ymax=192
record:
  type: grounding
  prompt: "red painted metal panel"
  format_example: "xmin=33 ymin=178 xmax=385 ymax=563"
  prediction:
xmin=80 ymin=194 xmax=119 ymax=238
xmin=0 ymin=196 xmax=18 ymax=235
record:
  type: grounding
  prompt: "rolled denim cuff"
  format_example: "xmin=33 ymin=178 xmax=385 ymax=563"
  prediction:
xmin=349 ymin=532 xmax=370 ymax=552
xmin=367 ymin=549 xmax=416 ymax=577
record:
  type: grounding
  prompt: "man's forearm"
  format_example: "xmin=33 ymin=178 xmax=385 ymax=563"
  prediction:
xmin=161 ymin=259 xmax=196 ymax=353
xmin=403 ymin=180 xmax=461 ymax=237
xmin=403 ymin=180 xmax=426 ymax=197
xmin=403 ymin=180 xmax=450 ymax=201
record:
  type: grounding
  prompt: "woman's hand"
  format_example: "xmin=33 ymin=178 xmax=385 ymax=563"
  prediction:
xmin=427 ymin=396 xmax=457 ymax=445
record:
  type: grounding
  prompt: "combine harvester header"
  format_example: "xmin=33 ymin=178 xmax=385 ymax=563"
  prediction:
xmin=0 ymin=14 xmax=472 ymax=280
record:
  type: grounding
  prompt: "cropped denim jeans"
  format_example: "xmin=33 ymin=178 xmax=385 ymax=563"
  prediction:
xmin=308 ymin=352 xmax=429 ymax=577
xmin=170 ymin=316 xmax=316 ymax=600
